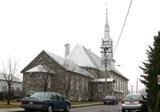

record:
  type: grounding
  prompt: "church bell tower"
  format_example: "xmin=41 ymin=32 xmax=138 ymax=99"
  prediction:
xmin=101 ymin=8 xmax=114 ymax=70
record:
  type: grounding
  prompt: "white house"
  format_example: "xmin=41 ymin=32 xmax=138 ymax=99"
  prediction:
xmin=0 ymin=75 xmax=22 ymax=92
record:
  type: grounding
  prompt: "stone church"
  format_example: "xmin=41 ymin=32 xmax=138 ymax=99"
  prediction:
xmin=21 ymin=8 xmax=128 ymax=101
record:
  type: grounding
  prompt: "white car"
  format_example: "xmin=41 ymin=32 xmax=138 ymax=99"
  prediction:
xmin=121 ymin=94 xmax=147 ymax=112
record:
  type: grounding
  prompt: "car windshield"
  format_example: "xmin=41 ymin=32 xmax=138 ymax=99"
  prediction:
xmin=124 ymin=94 xmax=142 ymax=101
xmin=30 ymin=92 xmax=51 ymax=99
xmin=105 ymin=96 xmax=115 ymax=99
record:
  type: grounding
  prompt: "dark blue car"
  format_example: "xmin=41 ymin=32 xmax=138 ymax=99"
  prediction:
xmin=103 ymin=95 xmax=118 ymax=105
xmin=20 ymin=92 xmax=71 ymax=112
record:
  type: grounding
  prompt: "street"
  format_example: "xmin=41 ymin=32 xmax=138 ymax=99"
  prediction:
xmin=5 ymin=104 xmax=121 ymax=112
xmin=71 ymin=104 xmax=121 ymax=112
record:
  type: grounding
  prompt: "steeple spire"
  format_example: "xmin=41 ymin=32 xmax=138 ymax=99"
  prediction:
xmin=104 ymin=8 xmax=110 ymax=41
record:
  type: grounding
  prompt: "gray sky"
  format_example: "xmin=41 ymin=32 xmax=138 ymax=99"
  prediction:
xmin=0 ymin=0 xmax=158 ymax=92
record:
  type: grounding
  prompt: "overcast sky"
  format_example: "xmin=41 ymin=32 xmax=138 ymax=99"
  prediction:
xmin=0 ymin=0 xmax=159 ymax=92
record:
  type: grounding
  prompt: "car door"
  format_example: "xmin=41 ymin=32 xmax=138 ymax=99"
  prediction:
xmin=53 ymin=95 xmax=61 ymax=109
xmin=56 ymin=94 xmax=66 ymax=109
xmin=59 ymin=96 xmax=66 ymax=109
xmin=50 ymin=93 xmax=57 ymax=109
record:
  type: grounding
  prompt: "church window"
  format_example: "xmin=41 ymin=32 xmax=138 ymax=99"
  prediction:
xmin=48 ymin=76 xmax=51 ymax=89
xmin=76 ymin=81 xmax=79 ymax=90
xmin=84 ymin=79 xmax=88 ymax=91
xmin=114 ymin=79 xmax=116 ymax=91
xmin=70 ymin=80 xmax=74 ymax=90
xmin=82 ymin=78 xmax=84 ymax=91
xmin=98 ymin=84 xmax=103 ymax=92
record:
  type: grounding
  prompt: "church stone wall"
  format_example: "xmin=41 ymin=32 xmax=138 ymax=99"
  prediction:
xmin=22 ymin=51 xmax=92 ymax=101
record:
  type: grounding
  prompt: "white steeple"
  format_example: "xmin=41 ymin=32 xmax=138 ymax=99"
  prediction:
xmin=104 ymin=8 xmax=111 ymax=41
xmin=101 ymin=7 xmax=114 ymax=70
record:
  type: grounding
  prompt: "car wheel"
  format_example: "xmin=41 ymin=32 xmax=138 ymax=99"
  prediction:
xmin=103 ymin=102 xmax=106 ymax=105
xmin=47 ymin=105 xmax=53 ymax=112
xmin=64 ymin=104 xmax=70 ymax=112
xmin=122 ymin=109 xmax=126 ymax=112
xmin=24 ymin=109 xmax=31 ymax=112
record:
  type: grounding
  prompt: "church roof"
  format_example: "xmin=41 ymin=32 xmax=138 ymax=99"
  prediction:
xmin=22 ymin=44 xmax=128 ymax=80
xmin=92 ymin=78 xmax=115 ymax=83
xmin=110 ymin=67 xmax=129 ymax=80
xmin=44 ymin=50 xmax=93 ymax=78
xmin=66 ymin=44 xmax=101 ymax=69
xmin=26 ymin=64 xmax=56 ymax=74
xmin=66 ymin=44 xmax=128 ymax=80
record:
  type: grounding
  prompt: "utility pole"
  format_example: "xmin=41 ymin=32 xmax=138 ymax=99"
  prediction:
xmin=136 ymin=78 xmax=138 ymax=94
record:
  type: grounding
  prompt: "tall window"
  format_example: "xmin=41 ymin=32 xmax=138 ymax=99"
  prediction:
xmin=76 ymin=81 xmax=79 ymax=90
xmin=48 ymin=76 xmax=51 ymax=89
xmin=70 ymin=80 xmax=74 ymax=90
xmin=114 ymin=79 xmax=116 ymax=91
xmin=82 ymin=78 xmax=84 ymax=91
xmin=98 ymin=84 xmax=103 ymax=92
xmin=85 ymin=80 xmax=88 ymax=91
xmin=16 ymin=87 xmax=20 ymax=91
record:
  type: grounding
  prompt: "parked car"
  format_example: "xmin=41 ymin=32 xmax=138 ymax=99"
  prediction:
xmin=121 ymin=94 xmax=147 ymax=112
xmin=20 ymin=92 xmax=71 ymax=112
xmin=103 ymin=95 xmax=118 ymax=105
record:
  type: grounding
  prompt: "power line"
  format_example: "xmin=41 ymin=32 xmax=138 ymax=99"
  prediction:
xmin=113 ymin=0 xmax=133 ymax=54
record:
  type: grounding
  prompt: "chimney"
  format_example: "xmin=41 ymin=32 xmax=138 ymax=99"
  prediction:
xmin=64 ymin=44 xmax=70 ymax=58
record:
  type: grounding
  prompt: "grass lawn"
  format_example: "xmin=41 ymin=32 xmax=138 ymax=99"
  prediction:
xmin=0 ymin=101 xmax=21 ymax=109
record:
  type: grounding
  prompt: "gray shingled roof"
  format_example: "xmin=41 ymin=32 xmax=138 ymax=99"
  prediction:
xmin=24 ymin=43 xmax=128 ymax=80
xmin=44 ymin=50 xmax=93 ymax=78
xmin=92 ymin=78 xmax=115 ymax=82
xmin=66 ymin=44 xmax=101 ymax=69
xmin=66 ymin=44 xmax=128 ymax=80
xmin=26 ymin=64 xmax=56 ymax=74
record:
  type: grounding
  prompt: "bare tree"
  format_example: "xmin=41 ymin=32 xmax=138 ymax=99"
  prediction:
xmin=37 ymin=64 xmax=53 ymax=92
xmin=0 ymin=58 xmax=19 ymax=105
xmin=57 ymin=60 xmax=76 ymax=99
xmin=30 ymin=64 xmax=53 ymax=92
xmin=37 ymin=61 xmax=77 ymax=99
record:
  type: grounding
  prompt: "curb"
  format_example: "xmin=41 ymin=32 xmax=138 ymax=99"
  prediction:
xmin=71 ymin=102 xmax=102 ymax=108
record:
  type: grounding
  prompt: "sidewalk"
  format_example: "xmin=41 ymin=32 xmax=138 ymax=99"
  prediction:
xmin=0 ymin=102 xmax=102 ymax=112
xmin=0 ymin=108 xmax=23 ymax=112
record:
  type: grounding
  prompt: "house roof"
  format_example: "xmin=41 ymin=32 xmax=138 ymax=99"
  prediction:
xmin=0 ymin=74 xmax=22 ymax=82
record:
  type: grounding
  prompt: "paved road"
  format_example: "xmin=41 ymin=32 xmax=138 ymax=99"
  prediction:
xmin=0 ymin=104 xmax=122 ymax=112
xmin=71 ymin=104 xmax=121 ymax=112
